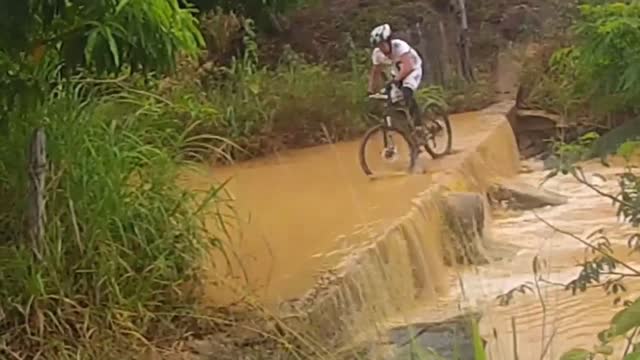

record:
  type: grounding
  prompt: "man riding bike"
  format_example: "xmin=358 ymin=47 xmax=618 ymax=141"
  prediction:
xmin=367 ymin=24 xmax=425 ymax=135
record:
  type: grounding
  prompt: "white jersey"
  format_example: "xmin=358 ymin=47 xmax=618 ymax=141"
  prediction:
xmin=371 ymin=39 xmax=422 ymax=73
xmin=371 ymin=39 xmax=423 ymax=90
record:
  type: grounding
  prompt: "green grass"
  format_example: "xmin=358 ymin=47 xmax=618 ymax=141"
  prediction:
xmin=160 ymin=45 xmax=372 ymax=163
xmin=0 ymin=81 xmax=226 ymax=359
xmin=471 ymin=317 xmax=487 ymax=360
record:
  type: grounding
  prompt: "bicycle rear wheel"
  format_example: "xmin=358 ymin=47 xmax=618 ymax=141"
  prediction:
xmin=359 ymin=124 xmax=416 ymax=176
xmin=420 ymin=106 xmax=452 ymax=158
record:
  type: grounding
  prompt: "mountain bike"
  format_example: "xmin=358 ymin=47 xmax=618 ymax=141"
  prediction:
xmin=359 ymin=82 xmax=453 ymax=176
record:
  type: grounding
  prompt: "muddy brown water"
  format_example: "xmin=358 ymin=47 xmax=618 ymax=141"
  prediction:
xmin=476 ymin=160 xmax=640 ymax=359
xmin=181 ymin=112 xmax=498 ymax=306
xmin=375 ymin=159 xmax=640 ymax=359
xmin=180 ymin=109 xmax=640 ymax=359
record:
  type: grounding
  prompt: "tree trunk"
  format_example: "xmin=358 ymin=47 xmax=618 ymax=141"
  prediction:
xmin=438 ymin=20 xmax=450 ymax=84
xmin=456 ymin=0 xmax=475 ymax=82
xmin=413 ymin=21 xmax=435 ymax=85
xmin=28 ymin=127 xmax=47 ymax=259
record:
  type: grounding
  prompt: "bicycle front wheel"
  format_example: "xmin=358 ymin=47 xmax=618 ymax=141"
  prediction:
xmin=359 ymin=124 xmax=416 ymax=176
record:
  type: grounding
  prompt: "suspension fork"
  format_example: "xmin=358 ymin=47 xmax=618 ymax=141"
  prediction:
xmin=382 ymin=113 xmax=393 ymax=148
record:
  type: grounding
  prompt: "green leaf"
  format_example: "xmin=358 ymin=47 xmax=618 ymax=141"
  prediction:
xmin=609 ymin=297 xmax=640 ymax=338
xmin=625 ymin=351 xmax=640 ymax=360
xmin=84 ymin=29 xmax=99 ymax=66
xmin=617 ymin=140 xmax=640 ymax=160
xmin=115 ymin=0 xmax=133 ymax=14
xmin=560 ymin=349 xmax=592 ymax=360
xmin=471 ymin=317 xmax=486 ymax=360
xmin=102 ymin=27 xmax=120 ymax=68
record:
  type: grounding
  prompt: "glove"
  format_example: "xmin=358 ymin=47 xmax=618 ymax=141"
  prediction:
xmin=385 ymin=80 xmax=400 ymax=92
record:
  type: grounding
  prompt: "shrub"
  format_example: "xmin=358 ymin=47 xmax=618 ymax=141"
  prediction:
xmin=520 ymin=2 xmax=640 ymax=124
xmin=0 ymin=81 xmax=224 ymax=358
xmin=163 ymin=39 xmax=371 ymax=162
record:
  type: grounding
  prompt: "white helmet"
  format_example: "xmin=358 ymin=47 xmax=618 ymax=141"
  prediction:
xmin=370 ymin=24 xmax=391 ymax=47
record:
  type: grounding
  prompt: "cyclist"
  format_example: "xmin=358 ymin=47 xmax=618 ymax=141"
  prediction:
xmin=367 ymin=23 xmax=424 ymax=134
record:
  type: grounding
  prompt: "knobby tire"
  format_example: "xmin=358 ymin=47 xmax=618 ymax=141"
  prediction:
xmin=359 ymin=124 xmax=416 ymax=176
xmin=422 ymin=107 xmax=453 ymax=159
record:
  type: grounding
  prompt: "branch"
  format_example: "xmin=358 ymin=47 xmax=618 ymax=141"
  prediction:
xmin=540 ymin=328 xmax=557 ymax=360
xmin=539 ymin=275 xmax=629 ymax=291
xmin=573 ymin=166 xmax=636 ymax=209
xmin=624 ymin=327 xmax=639 ymax=356
xmin=532 ymin=256 xmax=548 ymax=358
xmin=533 ymin=212 xmax=640 ymax=276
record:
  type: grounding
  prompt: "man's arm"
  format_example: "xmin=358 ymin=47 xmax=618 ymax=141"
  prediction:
xmin=368 ymin=64 xmax=383 ymax=94
xmin=394 ymin=52 xmax=416 ymax=83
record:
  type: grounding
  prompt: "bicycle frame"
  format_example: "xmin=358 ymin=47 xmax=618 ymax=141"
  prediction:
xmin=368 ymin=85 xmax=417 ymax=154
xmin=368 ymin=85 xmax=415 ymax=132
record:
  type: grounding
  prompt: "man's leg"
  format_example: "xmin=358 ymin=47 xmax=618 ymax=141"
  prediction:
xmin=401 ymin=86 xmax=422 ymax=127
xmin=401 ymin=68 xmax=423 ymax=127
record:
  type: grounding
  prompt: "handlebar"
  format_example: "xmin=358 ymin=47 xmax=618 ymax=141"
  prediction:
xmin=368 ymin=81 xmax=402 ymax=102
xmin=368 ymin=92 xmax=389 ymax=100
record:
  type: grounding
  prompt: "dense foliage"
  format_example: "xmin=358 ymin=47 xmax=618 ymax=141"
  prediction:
xmin=0 ymin=0 xmax=204 ymax=125
xmin=521 ymin=1 xmax=640 ymax=121
xmin=0 ymin=1 xmax=222 ymax=358
xmin=561 ymin=1 xmax=640 ymax=114
xmin=190 ymin=0 xmax=308 ymax=30
xmin=0 ymin=83 xmax=225 ymax=358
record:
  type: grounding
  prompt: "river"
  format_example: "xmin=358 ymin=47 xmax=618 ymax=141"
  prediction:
xmin=381 ymin=158 xmax=640 ymax=359
xmin=180 ymin=110 xmax=515 ymax=307
xmin=477 ymin=159 xmax=640 ymax=359
xmin=180 ymin=106 xmax=640 ymax=359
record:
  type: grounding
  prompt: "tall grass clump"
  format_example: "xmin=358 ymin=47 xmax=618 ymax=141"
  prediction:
xmin=0 ymin=81 xmax=224 ymax=359
xmin=195 ymin=51 xmax=371 ymax=160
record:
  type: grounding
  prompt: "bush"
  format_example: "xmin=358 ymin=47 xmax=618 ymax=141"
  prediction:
xmin=0 ymin=81 xmax=224 ymax=359
xmin=0 ymin=0 xmax=204 ymax=126
xmin=518 ymin=42 xmax=585 ymax=116
xmin=520 ymin=2 xmax=640 ymax=124
xmin=568 ymin=2 xmax=640 ymax=113
xmin=163 ymin=40 xmax=371 ymax=162
xmin=190 ymin=0 xmax=309 ymax=30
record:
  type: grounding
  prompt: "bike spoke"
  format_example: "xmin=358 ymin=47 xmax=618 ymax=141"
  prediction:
xmin=421 ymin=114 xmax=452 ymax=158
xmin=360 ymin=127 xmax=415 ymax=175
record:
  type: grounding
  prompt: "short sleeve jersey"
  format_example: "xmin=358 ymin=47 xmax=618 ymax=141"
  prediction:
xmin=371 ymin=39 xmax=422 ymax=72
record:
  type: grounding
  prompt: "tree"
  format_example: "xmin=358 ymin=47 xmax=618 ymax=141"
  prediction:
xmin=0 ymin=0 xmax=205 ymax=124
xmin=189 ymin=0 xmax=306 ymax=31
xmin=448 ymin=0 xmax=474 ymax=82
xmin=552 ymin=2 xmax=640 ymax=115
